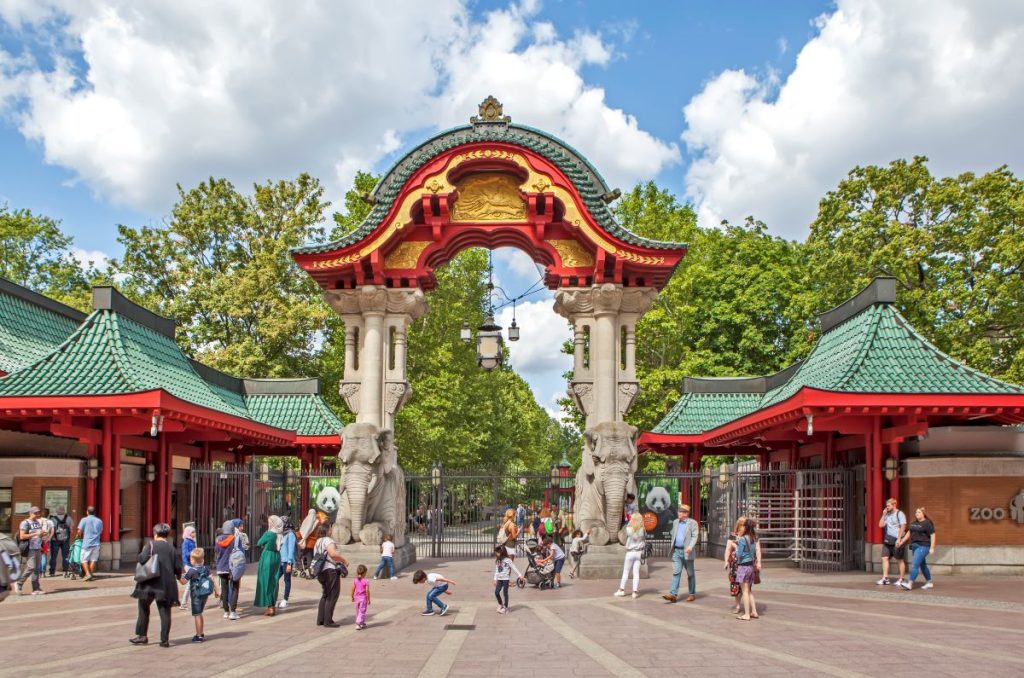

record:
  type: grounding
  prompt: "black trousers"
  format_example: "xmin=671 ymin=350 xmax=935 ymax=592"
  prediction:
xmin=317 ymin=568 xmax=340 ymax=625
xmin=494 ymin=579 xmax=509 ymax=607
xmin=219 ymin=573 xmax=241 ymax=612
xmin=49 ymin=540 xmax=70 ymax=575
xmin=135 ymin=597 xmax=172 ymax=643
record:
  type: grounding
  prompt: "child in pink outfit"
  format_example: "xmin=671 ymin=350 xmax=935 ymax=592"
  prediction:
xmin=352 ymin=564 xmax=371 ymax=630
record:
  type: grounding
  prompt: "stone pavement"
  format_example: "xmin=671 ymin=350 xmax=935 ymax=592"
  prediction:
xmin=2 ymin=557 xmax=1022 ymax=677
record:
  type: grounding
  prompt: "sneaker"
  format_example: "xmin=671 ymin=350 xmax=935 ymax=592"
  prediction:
xmin=922 ymin=582 xmax=934 ymax=590
xmin=278 ymin=599 xmax=288 ymax=609
xmin=553 ymin=583 xmax=560 ymax=589
xmin=373 ymin=576 xmax=379 ymax=580
xmin=614 ymin=589 xmax=626 ymax=597
xmin=631 ymin=592 xmax=638 ymax=599
xmin=895 ymin=578 xmax=906 ymax=586
xmin=876 ymin=577 xmax=890 ymax=586
xmin=31 ymin=590 xmax=45 ymax=596
xmin=897 ymin=581 xmax=912 ymax=591
xmin=421 ymin=610 xmax=436 ymax=616
xmin=229 ymin=611 xmax=239 ymax=620
xmin=391 ymin=576 xmax=398 ymax=580
xmin=499 ymin=607 xmax=508 ymax=614
xmin=13 ymin=582 xmax=20 ymax=595
xmin=191 ymin=635 xmax=202 ymax=643
xmin=439 ymin=605 xmax=449 ymax=616
xmin=497 ymin=605 xmax=504 ymax=613
xmin=223 ymin=612 xmax=230 ymax=619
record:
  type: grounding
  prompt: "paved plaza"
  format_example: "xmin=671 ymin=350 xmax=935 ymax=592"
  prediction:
xmin=2 ymin=558 xmax=1022 ymax=677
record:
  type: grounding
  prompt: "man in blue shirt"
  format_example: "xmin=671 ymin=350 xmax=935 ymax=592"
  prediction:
xmin=663 ymin=505 xmax=699 ymax=603
xmin=76 ymin=505 xmax=104 ymax=581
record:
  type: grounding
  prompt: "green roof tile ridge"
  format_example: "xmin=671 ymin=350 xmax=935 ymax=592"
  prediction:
xmin=832 ymin=304 xmax=885 ymax=392
xmin=105 ymin=312 xmax=142 ymax=394
xmin=292 ymin=123 xmax=686 ymax=256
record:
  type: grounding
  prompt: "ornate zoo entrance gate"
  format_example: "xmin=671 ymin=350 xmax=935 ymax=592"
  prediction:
xmin=189 ymin=461 xmax=862 ymax=570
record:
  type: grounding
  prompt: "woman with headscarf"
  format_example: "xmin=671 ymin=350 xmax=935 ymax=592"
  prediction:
xmin=253 ymin=515 xmax=283 ymax=616
xmin=178 ymin=525 xmax=197 ymax=610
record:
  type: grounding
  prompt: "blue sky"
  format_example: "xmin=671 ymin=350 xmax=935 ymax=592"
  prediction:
xmin=2 ymin=1 xmax=1023 ymax=419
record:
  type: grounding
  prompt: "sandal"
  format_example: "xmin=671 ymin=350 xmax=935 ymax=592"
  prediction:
xmin=737 ymin=615 xmax=751 ymax=621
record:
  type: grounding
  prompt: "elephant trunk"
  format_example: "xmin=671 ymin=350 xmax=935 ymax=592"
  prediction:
xmin=603 ymin=473 xmax=627 ymax=534
xmin=345 ymin=465 xmax=372 ymax=540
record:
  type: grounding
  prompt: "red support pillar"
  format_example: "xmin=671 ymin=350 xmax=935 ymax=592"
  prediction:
xmin=300 ymin=451 xmax=310 ymax=514
xmin=163 ymin=436 xmax=173 ymax=525
xmin=824 ymin=433 xmax=835 ymax=468
xmin=99 ymin=419 xmax=113 ymax=543
xmin=887 ymin=441 xmax=900 ymax=505
xmin=868 ymin=416 xmax=884 ymax=545
xmin=143 ymin=452 xmax=153 ymax=534
xmin=85 ymin=445 xmax=97 ymax=510
xmin=691 ymin=451 xmax=702 ymax=525
xmin=156 ymin=434 xmax=168 ymax=524
xmin=112 ymin=432 xmax=121 ymax=545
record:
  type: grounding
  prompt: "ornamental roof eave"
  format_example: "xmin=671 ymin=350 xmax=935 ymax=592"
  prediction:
xmin=291 ymin=120 xmax=687 ymax=258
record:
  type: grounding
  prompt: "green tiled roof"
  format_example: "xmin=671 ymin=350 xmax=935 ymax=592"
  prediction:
xmin=245 ymin=393 xmax=344 ymax=437
xmin=0 ymin=280 xmax=84 ymax=374
xmin=652 ymin=392 xmax=762 ymax=435
xmin=293 ymin=122 xmax=686 ymax=255
xmin=650 ymin=278 xmax=1024 ymax=437
xmin=0 ymin=310 xmax=249 ymax=417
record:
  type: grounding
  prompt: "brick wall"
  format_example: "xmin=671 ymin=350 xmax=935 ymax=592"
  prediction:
xmin=8 ymin=475 xmax=85 ymax=533
xmin=904 ymin=475 xmax=1024 ymax=545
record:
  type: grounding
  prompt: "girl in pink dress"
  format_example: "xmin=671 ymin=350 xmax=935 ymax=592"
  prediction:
xmin=352 ymin=564 xmax=371 ymax=630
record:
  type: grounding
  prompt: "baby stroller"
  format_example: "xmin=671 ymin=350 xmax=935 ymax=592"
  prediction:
xmin=65 ymin=538 xmax=83 ymax=580
xmin=518 ymin=538 xmax=555 ymax=590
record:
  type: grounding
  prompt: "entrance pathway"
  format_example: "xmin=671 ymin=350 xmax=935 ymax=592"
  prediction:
xmin=2 ymin=558 xmax=1021 ymax=677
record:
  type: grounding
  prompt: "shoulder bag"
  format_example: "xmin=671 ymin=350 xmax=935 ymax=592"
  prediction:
xmin=134 ymin=542 xmax=160 ymax=583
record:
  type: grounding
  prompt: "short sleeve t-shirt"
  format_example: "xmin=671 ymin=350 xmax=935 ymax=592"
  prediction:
xmin=883 ymin=510 xmax=906 ymax=541
xmin=381 ymin=540 xmax=395 ymax=557
xmin=549 ymin=543 xmax=565 ymax=561
xmin=908 ymin=519 xmax=935 ymax=547
xmin=79 ymin=515 xmax=103 ymax=548
xmin=426 ymin=572 xmax=443 ymax=585
xmin=20 ymin=519 xmax=42 ymax=550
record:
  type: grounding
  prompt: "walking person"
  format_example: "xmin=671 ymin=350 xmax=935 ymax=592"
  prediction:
xmin=254 ymin=515 xmax=283 ymax=616
xmin=48 ymin=506 xmax=74 ymax=577
xmin=723 ymin=517 xmax=746 ymax=614
xmin=414 ymin=570 xmax=455 ymax=616
xmin=615 ymin=514 xmax=646 ymax=598
xmin=493 ymin=545 xmax=524 ymax=614
xmin=277 ymin=516 xmax=296 ymax=609
xmin=76 ymin=506 xmax=103 ymax=581
xmin=877 ymin=498 xmax=907 ymax=586
xmin=734 ymin=518 xmax=762 ymax=621
xmin=374 ymin=534 xmax=397 ymax=580
xmin=313 ymin=523 xmax=349 ymax=627
xmin=130 ymin=522 xmax=184 ymax=647
xmin=214 ymin=519 xmax=247 ymax=620
xmin=352 ymin=564 xmax=371 ymax=629
xmin=663 ymin=504 xmax=699 ymax=603
xmin=898 ymin=508 xmax=936 ymax=590
xmin=14 ymin=506 xmax=45 ymax=595
xmin=183 ymin=547 xmax=219 ymax=642
xmin=39 ymin=509 xmax=53 ymax=577
xmin=179 ymin=525 xmax=197 ymax=610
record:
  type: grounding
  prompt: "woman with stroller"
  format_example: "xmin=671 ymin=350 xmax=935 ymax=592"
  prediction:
xmin=614 ymin=513 xmax=646 ymax=598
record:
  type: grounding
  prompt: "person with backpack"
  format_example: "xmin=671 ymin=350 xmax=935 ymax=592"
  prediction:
xmin=0 ymin=531 xmax=21 ymax=603
xmin=183 ymin=547 xmax=218 ymax=642
xmin=214 ymin=519 xmax=248 ymax=620
xmin=876 ymin=498 xmax=907 ymax=586
xmin=15 ymin=506 xmax=45 ymax=595
xmin=48 ymin=506 xmax=74 ymax=577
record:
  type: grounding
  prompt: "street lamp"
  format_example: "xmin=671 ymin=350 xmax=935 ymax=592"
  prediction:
xmin=507 ymin=317 xmax=520 ymax=342
xmin=460 ymin=322 xmax=472 ymax=342
xmin=883 ymin=456 xmax=899 ymax=482
xmin=87 ymin=457 xmax=99 ymax=480
xmin=145 ymin=463 xmax=156 ymax=483
xmin=476 ymin=316 xmax=504 ymax=371
xmin=430 ymin=463 xmax=443 ymax=558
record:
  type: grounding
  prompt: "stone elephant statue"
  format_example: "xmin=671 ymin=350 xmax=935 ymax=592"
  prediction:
xmin=335 ymin=422 xmax=406 ymax=546
xmin=573 ymin=421 xmax=639 ymax=546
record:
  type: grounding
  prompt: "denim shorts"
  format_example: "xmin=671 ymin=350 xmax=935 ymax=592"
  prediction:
xmin=191 ymin=593 xmax=209 ymax=616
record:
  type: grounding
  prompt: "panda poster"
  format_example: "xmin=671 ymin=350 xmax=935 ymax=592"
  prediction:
xmin=636 ymin=479 xmax=677 ymax=538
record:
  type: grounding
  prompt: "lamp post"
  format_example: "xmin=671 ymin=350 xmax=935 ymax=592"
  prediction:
xmin=883 ymin=456 xmax=899 ymax=482
xmin=144 ymin=463 xmax=156 ymax=483
xmin=431 ymin=462 xmax=442 ymax=558
xmin=476 ymin=316 xmax=504 ymax=371
xmin=87 ymin=457 xmax=99 ymax=480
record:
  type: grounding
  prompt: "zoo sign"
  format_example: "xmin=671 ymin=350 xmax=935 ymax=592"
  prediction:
xmin=968 ymin=489 xmax=1024 ymax=523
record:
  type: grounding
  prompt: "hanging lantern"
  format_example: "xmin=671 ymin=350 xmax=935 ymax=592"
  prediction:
xmin=460 ymin=321 xmax=472 ymax=342
xmin=476 ymin=316 xmax=504 ymax=370
xmin=508 ymin=318 xmax=520 ymax=342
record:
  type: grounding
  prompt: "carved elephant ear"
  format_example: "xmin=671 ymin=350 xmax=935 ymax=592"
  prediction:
xmin=339 ymin=429 xmax=355 ymax=464
xmin=627 ymin=423 xmax=639 ymax=474
xmin=377 ymin=429 xmax=396 ymax=475
xmin=581 ymin=427 xmax=598 ymax=478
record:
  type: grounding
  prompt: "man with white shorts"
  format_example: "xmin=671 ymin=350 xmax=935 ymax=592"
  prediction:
xmin=76 ymin=506 xmax=103 ymax=581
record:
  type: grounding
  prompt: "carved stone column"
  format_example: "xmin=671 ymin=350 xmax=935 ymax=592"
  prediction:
xmin=323 ymin=285 xmax=427 ymax=428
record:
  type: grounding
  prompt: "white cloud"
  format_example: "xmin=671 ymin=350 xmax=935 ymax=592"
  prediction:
xmin=70 ymin=247 xmax=109 ymax=270
xmin=497 ymin=298 xmax=571 ymax=377
xmin=682 ymin=0 xmax=1024 ymax=238
xmin=494 ymin=247 xmax=543 ymax=281
xmin=0 ymin=1 xmax=677 ymax=213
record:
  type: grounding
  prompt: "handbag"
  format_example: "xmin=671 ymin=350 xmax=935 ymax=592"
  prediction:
xmin=228 ymin=531 xmax=247 ymax=580
xmin=134 ymin=542 xmax=160 ymax=583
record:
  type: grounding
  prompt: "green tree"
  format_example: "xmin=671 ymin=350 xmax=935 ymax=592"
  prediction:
xmin=0 ymin=203 xmax=106 ymax=310
xmin=114 ymin=174 xmax=332 ymax=377
xmin=806 ymin=157 xmax=1024 ymax=383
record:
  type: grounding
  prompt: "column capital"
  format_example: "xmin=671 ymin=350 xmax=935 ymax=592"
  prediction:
xmin=324 ymin=285 xmax=428 ymax=320
xmin=553 ymin=283 xmax=656 ymax=320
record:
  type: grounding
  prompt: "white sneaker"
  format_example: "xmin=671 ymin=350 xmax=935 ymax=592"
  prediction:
xmin=32 ymin=590 xmax=45 ymax=595
xmin=499 ymin=606 xmax=508 ymax=614
xmin=391 ymin=576 xmax=398 ymax=580
xmin=13 ymin=582 xmax=21 ymax=595
xmin=897 ymin=582 xmax=912 ymax=591
xmin=631 ymin=592 xmax=638 ymax=599
xmin=223 ymin=612 xmax=230 ymax=619
xmin=876 ymin=577 xmax=890 ymax=585
xmin=373 ymin=576 xmax=379 ymax=580
xmin=229 ymin=611 xmax=239 ymax=620
xmin=278 ymin=599 xmax=288 ymax=609
xmin=922 ymin=582 xmax=934 ymax=590
xmin=614 ymin=589 xmax=626 ymax=597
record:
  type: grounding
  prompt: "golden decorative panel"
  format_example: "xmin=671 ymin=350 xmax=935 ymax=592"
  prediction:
xmin=547 ymin=239 xmax=595 ymax=268
xmin=384 ymin=241 xmax=430 ymax=269
xmin=616 ymin=250 xmax=665 ymax=265
xmin=311 ymin=253 xmax=362 ymax=269
xmin=451 ymin=173 xmax=527 ymax=222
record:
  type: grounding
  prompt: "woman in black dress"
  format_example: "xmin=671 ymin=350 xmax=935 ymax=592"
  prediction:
xmin=130 ymin=523 xmax=184 ymax=647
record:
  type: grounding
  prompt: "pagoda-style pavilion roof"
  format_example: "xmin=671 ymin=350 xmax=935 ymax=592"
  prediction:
xmin=642 ymin=278 xmax=1024 ymax=450
xmin=0 ymin=277 xmax=85 ymax=375
xmin=0 ymin=283 xmax=343 ymax=446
